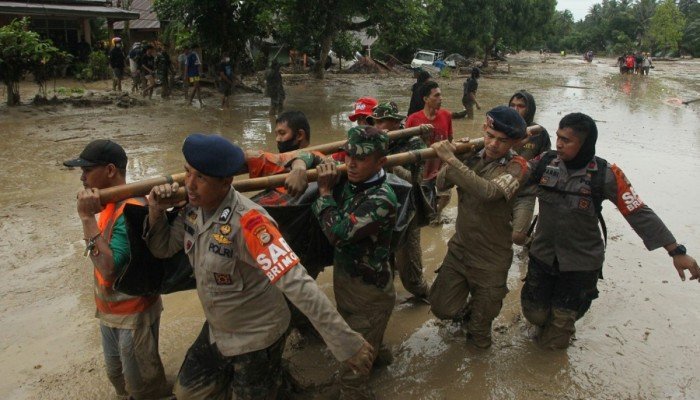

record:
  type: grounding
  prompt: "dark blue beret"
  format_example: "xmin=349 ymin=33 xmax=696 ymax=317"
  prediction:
xmin=182 ymin=133 xmax=245 ymax=178
xmin=486 ymin=105 xmax=527 ymax=139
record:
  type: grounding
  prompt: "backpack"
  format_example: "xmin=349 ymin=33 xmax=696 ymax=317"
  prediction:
xmin=530 ymin=150 xmax=608 ymax=245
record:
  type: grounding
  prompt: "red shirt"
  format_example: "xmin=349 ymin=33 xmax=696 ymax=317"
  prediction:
xmin=406 ymin=108 xmax=453 ymax=180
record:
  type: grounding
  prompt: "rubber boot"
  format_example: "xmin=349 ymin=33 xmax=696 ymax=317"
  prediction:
xmin=538 ymin=308 xmax=577 ymax=350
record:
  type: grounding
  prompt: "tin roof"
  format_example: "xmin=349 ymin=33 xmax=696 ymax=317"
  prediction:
xmin=113 ymin=0 xmax=158 ymax=30
xmin=0 ymin=1 xmax=139 ymax=20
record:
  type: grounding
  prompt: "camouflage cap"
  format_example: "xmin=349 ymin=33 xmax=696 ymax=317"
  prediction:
xmin=367 ymin=101 xmax=405 ymax=124
xmin=343 ymin=126 xmax=389 ymax=157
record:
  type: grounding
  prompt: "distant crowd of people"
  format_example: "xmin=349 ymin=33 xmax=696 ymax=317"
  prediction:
xmin=617 ymin=51 xmax=653 ymax=75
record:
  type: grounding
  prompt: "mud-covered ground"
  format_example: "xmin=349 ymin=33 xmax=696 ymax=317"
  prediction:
xmin=0 ymin=52 xmax=699 ymax=400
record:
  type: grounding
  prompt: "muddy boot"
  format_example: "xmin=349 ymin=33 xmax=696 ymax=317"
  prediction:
xmin=373 ymin=343 xmax=393 ymax=368
xmin=466 ymin=331 xmax=492 ymax=349
xmin=538 ymin=308 xmax=577 ymax=349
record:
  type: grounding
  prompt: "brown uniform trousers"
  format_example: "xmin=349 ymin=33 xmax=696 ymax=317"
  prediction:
xmin=429 ymin=150 xmax=527 ymax=348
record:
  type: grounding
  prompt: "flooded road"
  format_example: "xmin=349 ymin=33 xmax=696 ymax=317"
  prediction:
xmin=0 ymin=52 xmax=699 ymax=399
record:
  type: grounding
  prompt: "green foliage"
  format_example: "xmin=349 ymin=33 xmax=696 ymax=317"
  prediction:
xmin=55 ymin=87 xmax=85 ymax=96
xmin=161 ymin=20 xmax=193 ymax=50
xmin=681 ymin=2 xmax=700 ymax=55
xmin=395 ymin=0 xmax=555 ymax=65
xmin=154 ymin=0 xmax=274 ymax=69
xmin=650 ymin=0 xmax=686 ymax=53
xmin=332 ymin=31 xmax=361 ymax=69
xmin=274 ymin=0 xmax=435 ymax=77
xmin=76 ymin=51 xmax=110 ymax=81
xmin=0 ymin=17 xmax=69 ymax=106
xmin=544 ymin=10 xmax=575 ymax=51
xmin=31 ymin=46 xmax=72 ymax=97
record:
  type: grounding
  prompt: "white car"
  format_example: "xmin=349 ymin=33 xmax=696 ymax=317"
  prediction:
xmin=410 ymin=50 xmax=444 ymax=69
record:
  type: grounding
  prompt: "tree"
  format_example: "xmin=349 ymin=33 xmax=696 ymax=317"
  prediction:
xmin=545 ymin=10 xmax=575 ymax=51
xmin=633 ymin=0 xmax=657 ymax=49
xmin=275 ymin=0 xmax=434 ymax=78
xmin=0 ymin=18 xmax=69 ymax=106
xmin=650 ymin=0 xmax=687 ymax=53
xmin=679 ymin=0 xmax=700 ymax=56
xmin=331 ymin=32 xmax=361 ymax=71
xmin=153 ymin=0 xmax=274 ymax=73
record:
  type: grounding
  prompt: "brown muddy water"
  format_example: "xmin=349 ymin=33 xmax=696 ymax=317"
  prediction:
xmin=0 ymin=52 xmax=699 ymax=399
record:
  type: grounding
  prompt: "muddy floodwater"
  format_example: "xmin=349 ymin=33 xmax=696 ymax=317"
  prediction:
xmin=0 ymin=52 xmax=699 ymax=399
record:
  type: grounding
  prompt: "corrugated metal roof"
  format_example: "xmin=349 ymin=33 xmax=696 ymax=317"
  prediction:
xmin=0 ymin=1 xmax=139 ymax=20
xmin=112 ymin=0 xmax=158 ymax=30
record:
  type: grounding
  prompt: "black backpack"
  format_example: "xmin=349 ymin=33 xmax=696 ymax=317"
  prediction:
xmin=530 ymin=150 xmax=608 ymax=244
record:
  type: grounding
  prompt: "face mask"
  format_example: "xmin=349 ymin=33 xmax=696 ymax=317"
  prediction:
xmin=224 ymin=57 xmax=230 ymax=62
xmin=116 ymin=44 xmax=122 ymax=48
xmin=277 ymin=137 xmax=299 ymax=153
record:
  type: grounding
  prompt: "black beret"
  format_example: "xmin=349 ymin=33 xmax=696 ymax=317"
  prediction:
xmin=182 ymin=133 xmax=245 ymax=178
xmin=485 ymin=105 xmax=527 ymax=139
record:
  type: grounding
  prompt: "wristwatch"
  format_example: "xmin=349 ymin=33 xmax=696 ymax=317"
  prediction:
xmin=668 ymin=244 xmax=686 ymax=257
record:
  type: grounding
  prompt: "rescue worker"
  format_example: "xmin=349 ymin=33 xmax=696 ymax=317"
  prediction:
xmin=522 ymin=113 xmax=700 ymax=349
xmin=64 ymin=140 xmax=169 ymax=399
xmin=406 ymin=80 xmax=453 ymax=224
xmin=313 ymin=126 xmax=398 ymax=399
xmin=461 ymin=67 xmax=481 ymax=120
xmin=241 ymin=110 xmax=319 ymax=204
xmin=428 ymin=106 xmax=529 ymax=348
xmin=108 ymin=37 xmax=125 ymax=92
xmin=348 ymin=97 xmax=378 ymax=126
xmin=508 ymin=90 xmax=551 ymax=246
xmin=367 ymin=101 xmax=430 ymax=300
xmin=145 ymin=133 xmax=373 ymax=399
xmin=265 ymin=60 xmax=285 ymax=116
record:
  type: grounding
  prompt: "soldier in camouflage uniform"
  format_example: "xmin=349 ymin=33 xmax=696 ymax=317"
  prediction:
xmin=312 ymin=126 xmax=398 ymax=400
xmin=368 ymin=101 xmax=430 ymax=299
xmin=428 ymin=106 xmax=529 ymax=348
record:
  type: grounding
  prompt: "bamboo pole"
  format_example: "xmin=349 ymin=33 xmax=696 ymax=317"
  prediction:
xmin=304 ymin=124 xmax=433 ymax=154
xmin=98 ymin=125 xmax=432 ymax=204
xmin=99 ymin=135 xmax=482 ymax=204
xmin=232 ymin=139 xmax=483 ymax=193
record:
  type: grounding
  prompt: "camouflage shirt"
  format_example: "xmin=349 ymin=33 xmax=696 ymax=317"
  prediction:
xmin=312 ymin=172 xmax=398 ymax=288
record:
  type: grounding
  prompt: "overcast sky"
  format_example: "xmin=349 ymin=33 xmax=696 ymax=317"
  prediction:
xmin=556 ymin=0 xmax=600 ymax=21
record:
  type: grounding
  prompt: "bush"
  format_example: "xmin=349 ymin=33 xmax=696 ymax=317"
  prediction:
xmin=76 ymin=51 xmax=110 ymax=81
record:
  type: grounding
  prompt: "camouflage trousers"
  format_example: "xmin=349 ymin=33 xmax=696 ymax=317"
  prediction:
xmin=174 ymin=322 xmax=287 ymax=400
xmin=334 ymin=269 xmax=395 ymax=400
xmin=429 ymin=248 xmax=509 ymax=348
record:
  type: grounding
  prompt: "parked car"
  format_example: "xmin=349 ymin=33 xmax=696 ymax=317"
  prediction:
xmin=410 ymin=49 xmax=444 ymax=69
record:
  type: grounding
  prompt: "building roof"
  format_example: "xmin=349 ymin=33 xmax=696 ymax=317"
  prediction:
xmin=0 ymin=1 xmax=139 ymax=20
xmin=113 ymin=0 xmax=158 ymax=30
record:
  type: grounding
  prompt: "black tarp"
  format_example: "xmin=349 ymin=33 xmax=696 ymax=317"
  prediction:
xmin=114 ymin=174 xmax=415 ymax=296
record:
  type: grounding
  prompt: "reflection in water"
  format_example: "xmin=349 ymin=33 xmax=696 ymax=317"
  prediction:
xmin=1 ymin=54 xmax=699 ymax=399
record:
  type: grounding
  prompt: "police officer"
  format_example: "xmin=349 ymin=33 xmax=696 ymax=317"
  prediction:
xmin=145 ymin=133 xmax=373 ymax=399
xmin=368 ymin=102 xmax=430 ymax=300
xmin=522 ymin=113 xmax=700 ymax=349
xmin=313 ymin=126 xmax=398 ymax=400
xmin=428 ymin=106 xmax=529 ymax=348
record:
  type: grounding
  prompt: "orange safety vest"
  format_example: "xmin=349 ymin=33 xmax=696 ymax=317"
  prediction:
xmin=94 ymin=197 xmax=158 ymax=315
